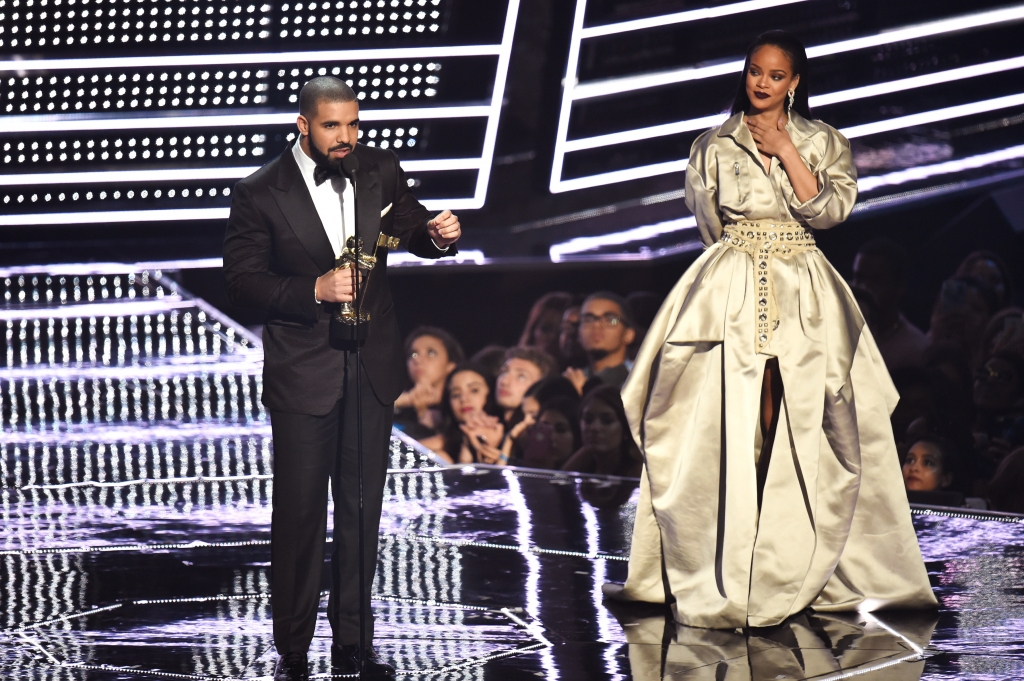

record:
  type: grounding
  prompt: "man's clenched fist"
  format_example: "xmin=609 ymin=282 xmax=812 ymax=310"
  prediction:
xmin=428 ymin=209 xmax=461 ymax=248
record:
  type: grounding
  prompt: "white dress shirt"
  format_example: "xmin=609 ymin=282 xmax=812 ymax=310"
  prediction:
xmin=292 ymin=138 xmax=354 ymax=259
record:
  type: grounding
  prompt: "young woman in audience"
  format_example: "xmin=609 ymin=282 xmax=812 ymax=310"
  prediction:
xmin=902 ymin=436 xmax=959 ymax=493
xmin=393 ymin=327 xmax=464 ymax=441
xmin=928 ymin=276 xmax=999 ymax=370
xmin=517 ymin=397 xmax=581 ymax=470
xmin=519 ymin=292 xmax=575 ymax=359
xmin=973 ymin=352 xmax=1024 ymax=480
xmin=562 ymin=385 xmax=642 ymax=478
xmin=424 ymin=363 xmax=503 ymax=465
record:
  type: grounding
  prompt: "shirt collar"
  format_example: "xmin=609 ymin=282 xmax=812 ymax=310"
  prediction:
xmin=717 ymin=109 xmax=816 ymax=163
xmin=291 ymin=137 xmax=319 ymax=182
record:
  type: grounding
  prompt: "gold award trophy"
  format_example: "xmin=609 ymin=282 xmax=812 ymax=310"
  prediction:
xmin=330 ymin=235 xmax=377 ymax=344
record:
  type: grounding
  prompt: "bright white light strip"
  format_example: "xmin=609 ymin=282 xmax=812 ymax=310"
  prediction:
xmin=386 ymin=249 xmax=487 ymax=266
xmin=0 ymin=207 xmax=229 ymax=226
xmin=571 ymin=4 xmax=1024 ymax=100
xmin=579 ymin=0 xmax=810 ymax=39
xmin=550 ymin=216 xmax=696 ymax=261
xmin=0 ymin=197 xmax=474 ymax=225
xmin=550 ymin=0 xmax=1024 ymax=192
xmin=841 ymin=93 xmax=1024 ymax=139
xmin=0 ymin=158 xmax=481 ymax=187
xmin=0 ymin=45 xmax=503 ymax=72
xmin=563 ymin=57 xmax=1024 ymax=153
xmin=0 ymin=257 xmax=223 ymax=276
xmin=811 ymin=54 xmax=1024 ymax=107
xmin=2 ymin=106 xmax=492 ymax=134
xmin=0 ymin=297 xmax=187 ymax=320
xmin=554 ymin=159 xmax=689 ymax=194
xmin=858 ymin=144 xmax=1024 ymax=192
xmin=0 ymin=358 xmax=262 ymax=381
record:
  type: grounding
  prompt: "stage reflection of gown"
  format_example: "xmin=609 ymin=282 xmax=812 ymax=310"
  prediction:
xmin=609 ymin=603 xmax=938 ymax=681
xmin=619 ymin=112 xmax=937 ymax=628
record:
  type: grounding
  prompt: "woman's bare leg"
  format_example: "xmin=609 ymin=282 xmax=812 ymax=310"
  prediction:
xmin=757 ymin=357 xmax=784 ymax=509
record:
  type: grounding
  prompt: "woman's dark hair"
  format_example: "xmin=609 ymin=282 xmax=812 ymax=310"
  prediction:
xmin=519 ymin=292 xmax=576 ymax=348
xmin=404 ymin=326 xmax=466 ymax=366
xmin=580 ymin=385 xmax=643 ymax=468
xmin=436 ymin=363 xmax=500 ymax=462
xmin=731 ymin=30 xmax=811 ymax=119
xmin=525 ymin=376 xmax=581 ymax=406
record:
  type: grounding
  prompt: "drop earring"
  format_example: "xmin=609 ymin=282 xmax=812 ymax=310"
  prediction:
xmin=787 ymin=90 xmax=795 ymax=111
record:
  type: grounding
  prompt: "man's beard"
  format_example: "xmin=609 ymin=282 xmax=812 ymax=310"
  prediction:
xmin=306 ymin=134 xmax=352 ymax=172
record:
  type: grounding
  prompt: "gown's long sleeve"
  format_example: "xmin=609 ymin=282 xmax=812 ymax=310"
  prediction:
xmin=782 ymin=127 xmax=857 ymax=230
xmin=685 ymin=130 xmax=724 ymax=247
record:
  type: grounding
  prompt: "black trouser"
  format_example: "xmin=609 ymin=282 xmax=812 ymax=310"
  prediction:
xmin=269 ymin=354 xmax=392 ymax=655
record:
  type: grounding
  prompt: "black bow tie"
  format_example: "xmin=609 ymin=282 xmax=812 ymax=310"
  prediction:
xmin=313 ymin=164 xmax=343 ymax=187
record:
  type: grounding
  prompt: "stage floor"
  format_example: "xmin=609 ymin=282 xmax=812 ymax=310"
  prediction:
xmin=2 ymin=267 xmax=1024 ymax=680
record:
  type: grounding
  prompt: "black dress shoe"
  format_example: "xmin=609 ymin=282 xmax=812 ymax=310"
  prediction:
xmin=274 ymin=652 xmax=309 ymax=681
xmin=331 ymin=643 xmax=396 ymax=678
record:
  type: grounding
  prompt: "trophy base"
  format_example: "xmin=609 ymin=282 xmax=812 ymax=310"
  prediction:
xmin=330 ymin=313 xmax=369 ymax=349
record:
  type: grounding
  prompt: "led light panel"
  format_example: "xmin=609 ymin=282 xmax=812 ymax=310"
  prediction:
xmin=550 ymin=0 xmax=1024 ymax=194
xmin=0 ymin=0 xmax=521 ymax=225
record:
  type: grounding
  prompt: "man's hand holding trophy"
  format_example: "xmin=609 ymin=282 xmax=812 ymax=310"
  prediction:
xmin=315 ymin=235 xmax=379 ymax=345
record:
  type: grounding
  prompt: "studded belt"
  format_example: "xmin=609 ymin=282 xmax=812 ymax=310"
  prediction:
xmin=720 ymin=221 xmax=817 ymax=353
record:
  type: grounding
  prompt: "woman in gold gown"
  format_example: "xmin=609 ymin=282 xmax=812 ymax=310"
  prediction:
xmin=615 ymin=31 xmax=937 ymax=629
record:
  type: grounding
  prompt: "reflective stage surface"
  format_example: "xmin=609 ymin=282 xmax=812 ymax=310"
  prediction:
xmin=2 ymin=269 xmax=1024 ymax=680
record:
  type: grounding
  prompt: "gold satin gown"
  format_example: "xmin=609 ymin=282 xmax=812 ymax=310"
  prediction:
xmin=620 ymin=111 xmax=937 ymax=629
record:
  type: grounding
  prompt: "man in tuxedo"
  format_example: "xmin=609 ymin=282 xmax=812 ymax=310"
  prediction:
xmin=223 ymin=76 xmax=461 ymax=680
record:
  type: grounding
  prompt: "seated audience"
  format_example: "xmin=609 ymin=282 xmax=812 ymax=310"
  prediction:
xmin=495 ymin=347 xmax=557 ymax=426
xmin=987 ymin=447 xmax=1024 ymax=513
xmin=559 ymin=305 xmax=588 ymax=370
xmin=519 ymin=292 xmax=575 ymax=359
xmin=928 ymin=276 xmax=998 ymax=370
xmin=955 ymin=250 xmax=1015 ymax=310
xmin=984 ymin=307 xmax=1024 ymax=359
xmin=564 ymin=292 xmax=636 ymax=394
xmin=625 ymin=291 xmax=664 ymax=360
xmin=562 ymin=385 xmax=643 ymax=478
xmin=393 ymin=326 xmax=464 ymax=441
xmin=470 ymin=344 xmax=507 ymax=380
xmin=519 ymin=376 xmax=581 ymax=423
xmin=973 ymin=352 xmax=1024 ymax=481
xmin=424 ymin=363 xmax=504 ymax=465
xmin=850 ymin=238 xmax=927 ymax=371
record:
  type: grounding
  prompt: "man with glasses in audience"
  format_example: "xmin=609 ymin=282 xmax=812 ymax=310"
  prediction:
xmin=564 ymin=292 xmax=636 ymax=394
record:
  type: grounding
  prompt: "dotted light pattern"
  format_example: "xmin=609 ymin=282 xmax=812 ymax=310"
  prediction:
xmin=277 ymin=0 xmax=442 ymax=38
xmin=0 ymin=0 xmax=448 ymax=50
xmin=279 ymin=61 xmax=439 ymax=103
xmin=2 ymin=185 xmax=232 ymax=208
xmin=2 ymin=132 xmax=266 ymax=167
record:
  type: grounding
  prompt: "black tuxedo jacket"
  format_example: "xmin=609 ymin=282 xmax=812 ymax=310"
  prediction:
xmin=223 ymin=143 xmax=455 ymax=415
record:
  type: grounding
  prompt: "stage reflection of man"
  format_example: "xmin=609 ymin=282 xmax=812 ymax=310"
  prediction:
xmin=223 ymin=76 xmax=461 ymax=681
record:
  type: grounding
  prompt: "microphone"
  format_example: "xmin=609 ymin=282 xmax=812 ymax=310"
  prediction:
xmin=341 ymin=153 xmax=360 ymax=179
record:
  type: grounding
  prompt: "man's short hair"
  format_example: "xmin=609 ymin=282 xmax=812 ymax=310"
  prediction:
xmin=856 ymin=238 xmax=907 ymax=281
xmin=581 ymin=291 xmax=635 ymax=329
xmin=503 ymin=346 xmax=557 ymax=378
xmin=299 ymin=76 xmax=357 ymax=119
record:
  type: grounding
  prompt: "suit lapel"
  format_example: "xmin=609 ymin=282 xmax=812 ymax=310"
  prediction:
xmin=268 ymin=148 xmax=336 ymax=272
xmin=354 ymin=147 xmax=382 ymax=254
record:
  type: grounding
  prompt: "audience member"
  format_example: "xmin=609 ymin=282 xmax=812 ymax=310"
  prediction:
xmin=519 ymin=376 xmax=581 ymax=423
xmin=425 ymin=363 xmax=504 ymax=465
xmin=928 ymin=276 xmax=998 ymax=370
xmin=850 ymin=238 xmax=927 ymax=371
xmin=518 ymin=396 xmax=581 ymax=470
xmin=987 ymin=447 xmax=1024 ymax=513
xmin=902 ymin=436 xmax=959 ymax=493
xmin=564 ymin=292 xmax=636 ymax=394
xmin=470 ymin=344 xmax=508 ymax=380
xmin=562 ymin=385 xmax=643 ymax=478
xmin=973 ymin=352 xmax=1024 ymax=480
xmin=393 ymin=327 xmax=464 ymax=441
xmin=519 ymin=292 xmax=575 ymax=359
xmin=495 ymin=347 xmax=557 ymax=426
xmin=559 ymin=306 xmax=588 ymax=370
xmin=955 ymin=250 xmax=1015 ymax=310
xmin=984 ymin=307 xmax=1024 ymax=359
xmin=625 ymin=291 xmax=664 ymax=360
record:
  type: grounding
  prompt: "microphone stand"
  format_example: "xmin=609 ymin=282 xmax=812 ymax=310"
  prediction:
xmin=340 ymin=154 xmax=368 ymax=679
